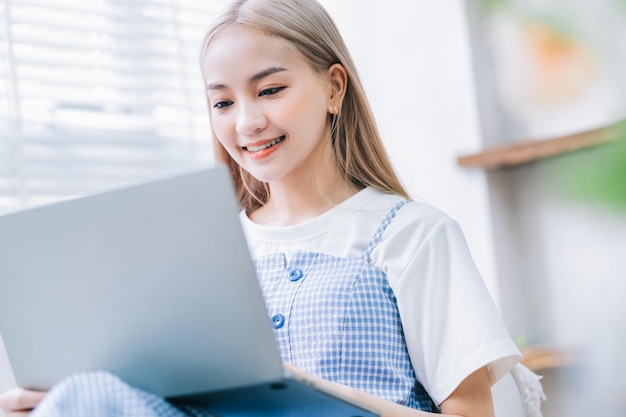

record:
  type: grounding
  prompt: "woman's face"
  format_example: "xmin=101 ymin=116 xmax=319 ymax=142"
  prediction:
xmin=201 ymin=28 xmax=333 ymax=186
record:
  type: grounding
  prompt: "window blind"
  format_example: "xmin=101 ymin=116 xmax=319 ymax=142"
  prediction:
xmin=0 ymin=0 xmax=224 ymax=213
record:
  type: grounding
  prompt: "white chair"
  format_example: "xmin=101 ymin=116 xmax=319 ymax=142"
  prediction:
xmin=492 ymin=364 xmax=546 ymax=417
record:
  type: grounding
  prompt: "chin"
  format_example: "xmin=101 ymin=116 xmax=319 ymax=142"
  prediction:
xmin=241 ymin=168 xmax=282 ymax=185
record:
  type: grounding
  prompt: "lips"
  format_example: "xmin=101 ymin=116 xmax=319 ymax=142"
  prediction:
xmin=243 ymin=135 xmax=285 ymax=153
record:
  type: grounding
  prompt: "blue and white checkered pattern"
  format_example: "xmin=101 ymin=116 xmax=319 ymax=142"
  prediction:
xmin=30 ymin=372 xmax=213 ymax=417
xmin=28 ymin=201 xmax=438 ymax=415
xmin=255 ymin=201 xmax=438 ymax=412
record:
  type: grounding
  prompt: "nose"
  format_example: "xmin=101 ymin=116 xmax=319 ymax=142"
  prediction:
xmin=236 ymin=101 xmax=267 ymax=136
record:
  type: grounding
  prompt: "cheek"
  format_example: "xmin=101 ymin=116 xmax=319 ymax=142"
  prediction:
xmin=211 ymin=116 xmax=235 ymax=147
xmin=280 ymin=93 xmax=328 ymax=132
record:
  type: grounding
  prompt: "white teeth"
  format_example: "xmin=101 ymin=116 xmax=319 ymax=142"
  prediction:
xmin=246 ymin=136 xmax=285 ymax=153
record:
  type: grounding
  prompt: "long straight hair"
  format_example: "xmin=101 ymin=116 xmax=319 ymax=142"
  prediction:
xmin=200 ymin=0 xmax=409 ymax=213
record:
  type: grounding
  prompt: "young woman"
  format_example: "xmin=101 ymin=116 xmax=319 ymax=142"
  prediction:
xmin=0 ymin=0 xmax=524 ymax=416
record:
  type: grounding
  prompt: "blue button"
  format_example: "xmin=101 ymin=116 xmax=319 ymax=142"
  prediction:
xmin=288 ymin=269 xmax=303 ymax=281
xmin=270 ymin=313 xmax=285 ymax=329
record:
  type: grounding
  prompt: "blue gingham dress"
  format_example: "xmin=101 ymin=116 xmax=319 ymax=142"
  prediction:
xmin=255 ymin=201 xmax=437 ymax=412
xmin=31 ymin=202 xmax=437 ymax=416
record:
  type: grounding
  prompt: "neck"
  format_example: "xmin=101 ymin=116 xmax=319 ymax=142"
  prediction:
xmin=250 ymin=165 xmax=359 ymax=227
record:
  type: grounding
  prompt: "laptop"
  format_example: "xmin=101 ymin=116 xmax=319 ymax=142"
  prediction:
xmin=0 ymin=165 xmax=379 ymax=417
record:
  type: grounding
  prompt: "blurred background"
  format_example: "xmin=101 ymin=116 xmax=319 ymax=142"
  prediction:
xmin=1 ymin=0 xmax=625 ymax=416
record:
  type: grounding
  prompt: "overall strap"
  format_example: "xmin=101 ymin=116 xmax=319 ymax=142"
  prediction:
xmin=361 ymin=200 xmax=409 ymax=262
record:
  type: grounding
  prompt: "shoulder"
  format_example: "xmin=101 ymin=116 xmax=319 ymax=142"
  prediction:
xmin=333 ymin=189 xmax=456 ymax=254
xmin=375 ymin=196 xmax=465 ymax=261
xmin=369 ymin=196 xmax=474 ymax=287
xmin=388 ymin=198 xmax=457 ymax=239
xmin=340 ymin=187 xmax=451 ymax=230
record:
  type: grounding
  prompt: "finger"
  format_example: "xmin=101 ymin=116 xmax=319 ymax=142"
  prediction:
xmin=0 ymin=388 xmax=47 ymax=412
xmin=4 ymin=412 xmax=32 ymax=417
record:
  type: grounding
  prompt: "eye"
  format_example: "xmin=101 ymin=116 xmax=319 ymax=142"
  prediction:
xmin=213 ymin=100 xmax=233 ymax=110
xmin=259 ymin=86 xmax=285 ymax=97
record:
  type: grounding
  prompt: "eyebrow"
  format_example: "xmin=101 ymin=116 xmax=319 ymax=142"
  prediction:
xmin=206 ymin=66 xmax=287 ymax=91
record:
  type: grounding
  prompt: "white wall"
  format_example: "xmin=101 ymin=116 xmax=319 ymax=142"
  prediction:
xmin=318 ymin=1 xmax=499 ymax=300
xmin=463 ymin=2 xmax=626 ymax=413
xmin=485 ymin=144 xmax=626 ymax=417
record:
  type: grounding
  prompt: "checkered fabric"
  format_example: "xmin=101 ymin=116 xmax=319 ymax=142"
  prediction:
xmin=255 ymin=201 xmax=439 ymax=412
xmin=30 ymin=372 xmax=213 ymax=417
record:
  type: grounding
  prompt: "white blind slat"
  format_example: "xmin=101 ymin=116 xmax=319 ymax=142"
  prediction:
xmin=0 ymin=0 xmax=222 ymax=213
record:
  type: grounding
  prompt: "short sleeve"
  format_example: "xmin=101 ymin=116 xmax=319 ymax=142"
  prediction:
xmin=371 ymin=203 xmax=521 ymax=405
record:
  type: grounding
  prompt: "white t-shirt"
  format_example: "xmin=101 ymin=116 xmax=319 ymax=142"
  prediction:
xmin=240 ymin=187 xmax=521 ymax=405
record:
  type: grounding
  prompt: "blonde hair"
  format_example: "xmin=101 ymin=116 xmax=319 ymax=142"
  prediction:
xmin=201 ymin=0 xmax=409 ymax=213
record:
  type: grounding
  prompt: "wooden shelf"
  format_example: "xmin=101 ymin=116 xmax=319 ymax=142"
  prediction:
xmin=520 ymin=345 xmax=581 ymax=372
xmin=457 ymin=122 xmax=622 ymax=170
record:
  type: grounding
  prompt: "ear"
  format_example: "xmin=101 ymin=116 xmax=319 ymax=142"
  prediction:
xmin=326 ymin=63 xmax=348 ymax=114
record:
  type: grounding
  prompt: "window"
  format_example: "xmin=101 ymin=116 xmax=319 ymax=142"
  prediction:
xmin=0 ymin=0 xmax=225 ymax=213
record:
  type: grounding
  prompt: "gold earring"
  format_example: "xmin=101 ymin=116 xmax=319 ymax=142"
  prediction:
xmin=331 ymin=105 xmax=338 ymax=114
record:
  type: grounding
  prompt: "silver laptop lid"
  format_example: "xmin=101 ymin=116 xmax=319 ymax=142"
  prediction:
xmin=0 ymin=165 xmax=283 ymax=398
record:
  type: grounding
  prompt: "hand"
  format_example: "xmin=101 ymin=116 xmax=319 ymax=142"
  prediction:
xmin=0 ymin=388 xmax=46 ymax=417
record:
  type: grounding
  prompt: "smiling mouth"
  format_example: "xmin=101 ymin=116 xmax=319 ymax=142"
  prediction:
xmin=244 ymin=136 xmax=285 ymax=153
